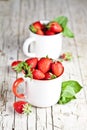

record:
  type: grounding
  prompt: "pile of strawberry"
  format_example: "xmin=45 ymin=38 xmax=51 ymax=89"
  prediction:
xmin=29 ymin=21 xmax=62 ymax=35
xmin=11 ymin=57 xmax=64 ymax=80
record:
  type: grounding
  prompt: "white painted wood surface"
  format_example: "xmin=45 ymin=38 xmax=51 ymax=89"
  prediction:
xmin=0 ymin=0 xmax=87 ymax=130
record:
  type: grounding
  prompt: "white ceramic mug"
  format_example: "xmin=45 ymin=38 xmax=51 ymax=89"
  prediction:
xmin=12 ymin=76 xmax=62 ymax=108
xmin=23 ymin=21 xmax=62 ymax=59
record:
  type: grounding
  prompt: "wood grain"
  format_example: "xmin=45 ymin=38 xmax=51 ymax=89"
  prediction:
xmin=0 ymin=0 xmax=87 ymax=130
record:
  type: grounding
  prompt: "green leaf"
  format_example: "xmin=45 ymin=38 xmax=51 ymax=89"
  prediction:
xmin=53 ymin=16 xmax=68 ymax=28
xmin=61 ymin=86 xmax=76 ymax=98
xmin=58 ymin=80 xmax=82 ymax=104
xmin=62 ymin=80 xmax=82 ymax=93
xmin=62 ymin=26 xmax=74 ymax=38
xmin=58 ymin=96 xmax=76 ymax=104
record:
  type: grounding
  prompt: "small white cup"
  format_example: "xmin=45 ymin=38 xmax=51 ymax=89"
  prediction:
xmin=12 ymin=76 xmax=62 ymax=108
xmin=23 ymin=21 xmax=62 ymax=59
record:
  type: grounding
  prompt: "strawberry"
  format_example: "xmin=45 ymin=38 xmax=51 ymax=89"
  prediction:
xmin=33 ymin=21 xmax=44 ymax=30
xmin=48 ymin=21 xmax=62 ymax=33
xmin=25 ymin=57 xmax=38 ymax=69
xmin=51 ymin=61 xmax=64 ymax=77
xmin=45 ymin=30 xmax=55 ymax=35
xmin=44 ymin=72 xmax=56 ymax=80
xmin=59 ymin=52 xmax=72 ymax=61
xmin=37 ymin=57 xmax=52 ymax=73
xmin=36 ymin=29 xmax=44 ymax=35
xmin=32 ymin=69 xmax=45 ymax=80
xmin=11 ymin=60 xmax=22 ymax=69
xmin=13 ymin=101 xmax=32 ymax=114
xmin=29 ymin=21 xmax=44 ymax=35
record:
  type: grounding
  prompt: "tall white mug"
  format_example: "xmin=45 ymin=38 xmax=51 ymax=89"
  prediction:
xmin=23 ymin=21 xmax=62 ymax=59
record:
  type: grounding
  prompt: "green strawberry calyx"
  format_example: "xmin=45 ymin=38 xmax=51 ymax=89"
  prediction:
xmin=13 ymin=61 xmax=33 ymax=78
xmin=29 ymin=25 xmax=37 ymax=33
xmin=23 ymin=103 xmax=32 ymax=115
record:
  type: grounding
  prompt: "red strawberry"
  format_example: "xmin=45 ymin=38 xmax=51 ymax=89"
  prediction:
xmin=25 ymin=57 xmax=38 ymax=69
xmin=33 ymin=21 xmax=44 ymax=30
xmin=44 ymin=72 xmax=56 ymax=80
xmin=36 ymin=29 xmax=44 ymax=35
xmin=48 ymin=21 xmax=62 ymax=33
xmin=32 ymin=69 xmax=45 ymax=80
xmin=45 ymin=30 xmax=55 ymax=35
xmin=11 ymin=60 xmax=22 ymax=68
xmin=51 ymin=61 xmax=64 ymax=77
xmin=11 ymin=60 xmax=22 ymax=71
xmin=38 ymin=57 xmax=52 ymax=73
xmin=13 ymin=101 xmax=32 ymax=114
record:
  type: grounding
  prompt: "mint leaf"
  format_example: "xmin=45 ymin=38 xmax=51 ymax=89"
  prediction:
xmin=58 ymin=80 xmax=82 ymax=104
xmin=59 ymin=96 xmax=76 ymax=104
xmin=54 ymin=16 xmax=68 ymax=28
xmin=61 ymin=86 xmax=76 ymax=98
xmin=62 ymin=80 xmax=82 ymax=93
xmin=62 ymin=26 xmax=74 ymax=38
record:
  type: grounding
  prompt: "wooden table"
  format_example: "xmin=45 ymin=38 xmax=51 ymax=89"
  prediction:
xmin=0 ymin=0 xmax=87 ymax=130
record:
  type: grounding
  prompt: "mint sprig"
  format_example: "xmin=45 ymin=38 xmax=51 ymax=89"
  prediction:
xmin=53 ymin=16 xmax=74 ymax=38
xmin=58 ymin=80 xmax=82 ymax=104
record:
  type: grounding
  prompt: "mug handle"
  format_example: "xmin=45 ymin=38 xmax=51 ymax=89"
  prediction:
xmin=23 ymin=37 xmax=36 ymax=57
xmin=12 ymin=77 xmax=25 ymax=99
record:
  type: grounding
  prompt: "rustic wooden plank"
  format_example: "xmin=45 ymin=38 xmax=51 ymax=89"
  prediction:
xmin=53 ymin=99 xmax=87 ymax=130
xmin=27 ymin=107 xmax=36 ymax=130
xmin=67 ymin=0 xmax=87 ymax=37
xmin=67 ymin=0 xmax=87 ymax=99
xmin=0 ymin=0 xmax=21 ymax=130
xmin=46 ymin=107 xmax=53 ymax=130
xmin=35 ymin=108 xmax=46 ymax=130
xmin=0 ymin=51 xmax=16 ymax=130
xmin=0 ymin=19 xmax=3 ymax=51
xmin=45 ymin=0 xmax=69 ymax=20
